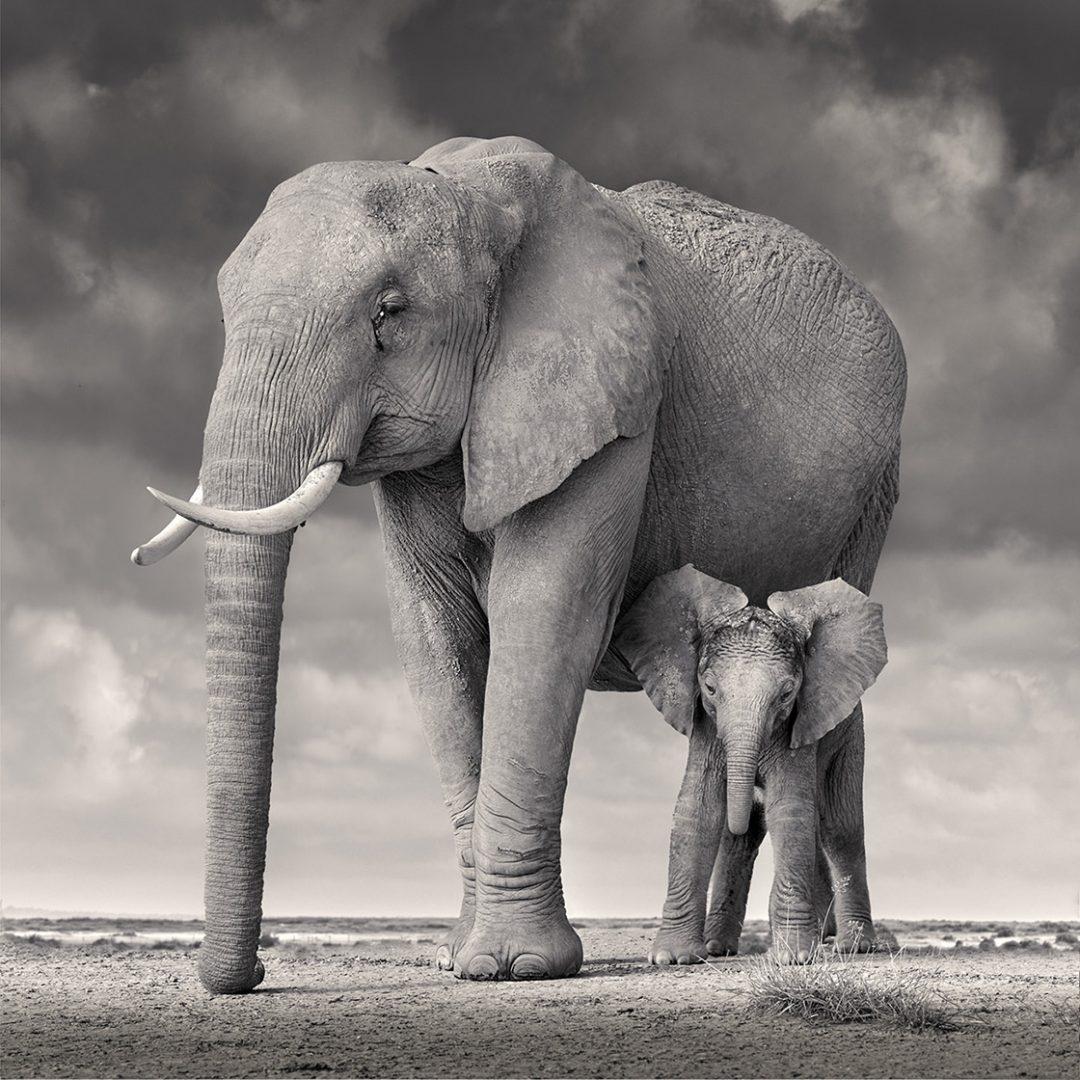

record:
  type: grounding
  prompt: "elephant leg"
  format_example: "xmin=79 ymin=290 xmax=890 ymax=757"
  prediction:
xmin=650 ymin=716 xmax=724 ymax=965
xmin=814 ymin=840 xmax=838 ymax=939
xmin=819 ymin=707 xmax=875 ymax=952
xmin=762 ymin=742 xmax=820 ymax=964
xmin=374 ymin=467 xmax=491 ymax=970
xmin=455 ymin=430 xmax=653 ymax=981
xmin=813 ymin=455 xmax=894 ymax=952
xmin=703 ymin=798 xmax=766 ymax=956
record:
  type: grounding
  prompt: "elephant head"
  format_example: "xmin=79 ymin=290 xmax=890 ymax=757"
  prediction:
xmin=615 ymin=567 xmax=887 ymax=836
xmin=131 ymin=136 xmax=672 ymax=993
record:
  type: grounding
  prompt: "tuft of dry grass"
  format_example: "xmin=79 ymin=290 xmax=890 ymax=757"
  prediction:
xmin=741 ymin=944 xmax=962 ymax=1032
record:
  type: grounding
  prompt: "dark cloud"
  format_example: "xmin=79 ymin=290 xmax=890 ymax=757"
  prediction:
xmin=1 ymin=0 xmax=1077 ymax=918
xmin=1 ymin=0 xmax=262 ymax=81
xmin=849 ymin=0 xmax=1080 ymax=168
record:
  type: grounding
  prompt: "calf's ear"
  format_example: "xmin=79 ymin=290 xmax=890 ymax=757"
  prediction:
xmin=767 ymin=578 xmax=887 ymax=748
xmin=613 ymin=565 xmax=747 ymax=736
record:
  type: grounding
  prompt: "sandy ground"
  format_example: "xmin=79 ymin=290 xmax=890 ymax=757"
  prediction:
xmin=2 ymin=926 xmax=1077 ymax=1079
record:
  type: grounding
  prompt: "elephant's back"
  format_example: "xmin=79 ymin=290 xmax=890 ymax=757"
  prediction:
xmin=601 ymin=180 xmax=907 ymax=621
xmin=613 ymin=179 xmax=906 ymax=405
xmin=615 ymin=180 xmax=801 ymax=276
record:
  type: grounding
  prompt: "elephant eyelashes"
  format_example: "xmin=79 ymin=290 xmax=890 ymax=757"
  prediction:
xmin=371 ymin=291 xmax=408 ymax=352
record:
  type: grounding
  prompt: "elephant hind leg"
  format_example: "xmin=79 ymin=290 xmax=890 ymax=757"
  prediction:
xmin=815 ymin=842 xmax=838 ymax=940
xmin=813 ymin=452 xmax=897 ymax=953
xmin=831 ymin=449 xmax=899 ymax=594
xmin=819 ymin=707 xmax=875 ymax=952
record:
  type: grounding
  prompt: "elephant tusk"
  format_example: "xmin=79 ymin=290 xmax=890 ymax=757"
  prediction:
xmin=146 ymin=461 xmax=344 ymax=536
xmin=131 ymin=486 xmax=204 ymax=566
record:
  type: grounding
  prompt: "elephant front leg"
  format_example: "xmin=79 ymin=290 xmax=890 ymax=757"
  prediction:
xmin=374 ymin=473 xmax=489 ymax=972
xmin=455 ymin=431 xmax=652 ymax=981
xmin=763 ymin=743 xmax=821 ymax=964
xmin=650 ymin=718 xmax=724 ymax=966
xmin=703 ymin=799 xmax=766 ymax=956
xmin=457 ymin=601 xmax=594 ymax=981
xmin=819 ymin=709 xmax=875 ymax=952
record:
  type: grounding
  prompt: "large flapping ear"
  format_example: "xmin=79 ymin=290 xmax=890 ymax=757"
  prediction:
xmin=411 ymin=136 xmax=674 ymax=534
xmin=767 ymin=578 xmax=887 ymax=748
xmin=613 ymin=565 xmax=748 ymax=736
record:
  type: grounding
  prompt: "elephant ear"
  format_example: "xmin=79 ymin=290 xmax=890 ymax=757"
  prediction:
xmin=614 ymin=565 xmax=748 ymax=736
xmin=411 ymin=136 xmax=673 ymax=533
xmin=767 ymin=578 xmax=887 ymax=749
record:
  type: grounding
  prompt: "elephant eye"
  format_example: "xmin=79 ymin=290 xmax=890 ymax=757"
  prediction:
xmin=779 ymin=680 xmax=796 ymax=701
xmin=371 ymin=291 xmax=408 ymax=352
xmin=702 ymin=676 xmax=717 ymax=696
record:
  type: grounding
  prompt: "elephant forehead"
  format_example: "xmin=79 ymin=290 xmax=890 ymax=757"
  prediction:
xmin=219 ymin=164 xmax=475 ymax=308
xmin=701 ymin=608 xmax=799 ymax=666
xmin=271 ymin=163 xmax=466 ymax=248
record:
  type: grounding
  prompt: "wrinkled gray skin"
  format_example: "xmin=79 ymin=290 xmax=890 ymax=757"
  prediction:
xmin=164 ymin=135 xmax=904 ymax=992
xmin=613 ymin=568 xmax=888 ymax=965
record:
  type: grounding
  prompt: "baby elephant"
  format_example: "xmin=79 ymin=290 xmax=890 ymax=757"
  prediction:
xmin=614 ymin=565 xmax=887 ymax=964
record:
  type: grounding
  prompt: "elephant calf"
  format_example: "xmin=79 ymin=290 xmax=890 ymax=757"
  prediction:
xmin=613 ymin=566 xmax=887 ymax=964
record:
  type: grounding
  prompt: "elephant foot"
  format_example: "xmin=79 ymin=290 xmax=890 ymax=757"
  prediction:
xmin=770 ymin=927 xmax=818 ymax=965
xmin=198 ymin=953 xmax=265 ymax=994
xmin=453 ymin=913 xmax=583 ymax=981
xmin=434 ymin=911 xmax=474 ymax=972
xmin=649 ymin=926 xmax=707 ymax=966
xmin=836 ymin=918 xmax=876 ymax=954
xmin=703 ymin=920 xmax=743 ymax=957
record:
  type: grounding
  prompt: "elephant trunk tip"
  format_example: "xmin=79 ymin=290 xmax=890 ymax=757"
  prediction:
xmin=198 ymin=952 xmax=266 ymax=995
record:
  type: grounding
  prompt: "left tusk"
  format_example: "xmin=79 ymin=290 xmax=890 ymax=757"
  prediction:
xmin=131 ymin=486 xmax=204 ymax=566
xmin=146 ymin=461 xmax=343 ymax=536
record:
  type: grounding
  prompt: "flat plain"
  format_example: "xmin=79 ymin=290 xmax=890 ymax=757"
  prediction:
xmin=2 ymin=919 xmax=1077 ymax=1078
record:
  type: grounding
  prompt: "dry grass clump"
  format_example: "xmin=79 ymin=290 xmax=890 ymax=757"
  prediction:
xmin=743 ymin=944 xmax=961 ymax=1032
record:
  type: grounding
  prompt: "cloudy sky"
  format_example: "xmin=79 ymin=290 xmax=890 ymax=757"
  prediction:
xmin=2 ymin=0 xmax=1078 ymax=922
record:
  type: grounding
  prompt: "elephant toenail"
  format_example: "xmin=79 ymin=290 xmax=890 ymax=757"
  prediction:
xmin=653 ymin=950 xmax=673 ymax=965
xmin=435 ymin=945 xmax=454 ymax=971
xmin=510 ymin=954 xmax=549 ymax=979
xmin=466 ymin=954 xmax=500 ymax=979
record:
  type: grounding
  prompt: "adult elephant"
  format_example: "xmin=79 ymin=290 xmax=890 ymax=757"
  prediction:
xmin=133 ymin=136 xmax=905 ymax=992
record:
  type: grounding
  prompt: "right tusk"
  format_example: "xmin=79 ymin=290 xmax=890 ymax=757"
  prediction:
xmin=146 ymin=461 xmax=343 ymax=536
xmin=131 ymin=486 xmax=204 ymax=567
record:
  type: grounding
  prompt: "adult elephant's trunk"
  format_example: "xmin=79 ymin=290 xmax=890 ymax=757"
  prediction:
xmin=195 ymin=341 xmax=302 ymax=994
xmin=723 ymin=706 xmax=768 ymax=836
xmin=199 ymin=526 xmax=292 ymax=993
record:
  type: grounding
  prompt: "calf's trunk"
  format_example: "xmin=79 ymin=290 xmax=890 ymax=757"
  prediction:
xmin=724 ymin=707 xmax=768 ymax=836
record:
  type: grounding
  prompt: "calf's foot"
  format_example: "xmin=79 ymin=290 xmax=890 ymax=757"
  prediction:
xmin=702 ymin=917 xmax=743 ymax=957
xmin=454 ymin=912 xmax=583 ymax=981
xmin=836 ymin=917 xmax=876 ymax=953
xmin=650 ymin=925 xmax=708 ymax=966
xmin=770 ymin=925 xmax=819 ymax=965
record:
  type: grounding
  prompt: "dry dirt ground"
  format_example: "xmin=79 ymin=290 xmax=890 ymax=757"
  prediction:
xmin=2 ymin=926 xmax=1077 ymax=1079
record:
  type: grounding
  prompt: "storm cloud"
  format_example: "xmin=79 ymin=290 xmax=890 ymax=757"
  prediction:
xmin=2 ymin=0 xmax=1077 ymax=920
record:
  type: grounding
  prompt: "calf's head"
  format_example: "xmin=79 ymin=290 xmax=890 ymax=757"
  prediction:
xmin=615 ymin=566 xmax=887 ymax=835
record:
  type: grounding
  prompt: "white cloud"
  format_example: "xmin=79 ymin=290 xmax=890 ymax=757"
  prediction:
xmin=284 ymin=663 xmax=423 ymax=765
xmin=5 ymin=607 xmax=146 ymax=796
